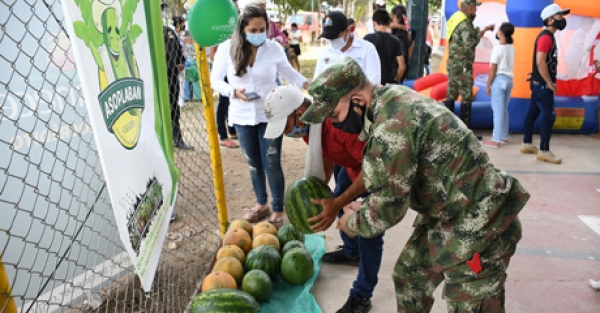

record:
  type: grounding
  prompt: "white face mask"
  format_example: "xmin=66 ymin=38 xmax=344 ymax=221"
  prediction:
xmin=327 ymin=36 xmax=347 ymax=50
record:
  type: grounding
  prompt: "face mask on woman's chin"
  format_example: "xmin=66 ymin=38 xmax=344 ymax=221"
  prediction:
xmin=246 ymin=32 xmax=267 ymax=46
xmin=327 ymin=35 xmax=347 ymax=51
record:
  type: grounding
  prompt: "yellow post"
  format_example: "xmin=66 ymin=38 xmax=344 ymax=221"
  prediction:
xmin=188 ymin=3 xmax=229 ymax=237
xmin=0 ymin=258 xmax=17 ymax=313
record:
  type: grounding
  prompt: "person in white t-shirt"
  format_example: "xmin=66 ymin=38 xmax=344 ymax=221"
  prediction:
xmin=289 ymin=23 xmax=303 ymax=71
xmin=484 ymin=22 xmax=515 ymax=148
xmin=210 ymin=4 xmax=309 ymax=227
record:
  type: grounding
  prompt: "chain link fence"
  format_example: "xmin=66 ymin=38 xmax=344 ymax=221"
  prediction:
xmin=1 ymin=0 xmax=222 ymax=311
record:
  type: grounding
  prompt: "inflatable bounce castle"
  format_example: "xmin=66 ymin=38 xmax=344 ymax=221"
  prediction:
xmin=412 ymin=0 xmax=600 ymax=133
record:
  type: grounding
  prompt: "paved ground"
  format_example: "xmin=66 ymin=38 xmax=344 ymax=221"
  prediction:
xmin=311 ymin=131 xmax=600 ymax=313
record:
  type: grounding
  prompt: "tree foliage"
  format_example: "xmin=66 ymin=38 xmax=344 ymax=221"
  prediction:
xmin=273 ymin=0 xmax=312 ymax=23
xmin=269 ymin=0 xmax=444 ymax=24
xmin=429 ymin=0 xmax=442 ymax=10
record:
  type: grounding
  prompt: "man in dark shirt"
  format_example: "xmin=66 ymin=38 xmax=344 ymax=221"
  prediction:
xmin=164 ymin=21 xmax=192 ymax=150
xmin=521 ymin=4 xmax=569 ymax=164
xmin=364 ymin=9 xmax=405 ymax=85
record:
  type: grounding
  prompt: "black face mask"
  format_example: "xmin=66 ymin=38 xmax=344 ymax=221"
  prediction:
xmin=332 ymin=101 xmax=365 ymax=134
xmin=469 ymin=13 xmax=476 ymax=20
xmin=551 ymin=18 xmax=567 ymax=31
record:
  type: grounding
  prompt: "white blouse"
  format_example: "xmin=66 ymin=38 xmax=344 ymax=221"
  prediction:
xmin=211 ymin=39 xmax=309 ymax=126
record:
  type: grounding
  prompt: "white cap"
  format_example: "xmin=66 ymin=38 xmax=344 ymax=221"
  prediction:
xmin=540 ymin=4 xmax=570 ymax=21
xmin=248 ymin=0 xmax=267 ymax=5
xmin=375 ymin=0 xmax=386 ymax=6
xmin=263 ymin=86 xmax=306 ymax=139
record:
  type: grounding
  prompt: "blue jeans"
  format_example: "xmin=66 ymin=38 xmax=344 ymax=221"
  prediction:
xmin=234 ymin=123 xmax=284 ymax=213
xmin=217 ymin=93 xmax=236 ymax=140
xmin=523 ymin=81 xmax=555 ymax=151
xmin=217 ymin=77 xmax=236 ymax=140
xmin=490 ymin=74 xmax=513 ymax=142
xmin=334 ymin=166 xmax=384 ymax=299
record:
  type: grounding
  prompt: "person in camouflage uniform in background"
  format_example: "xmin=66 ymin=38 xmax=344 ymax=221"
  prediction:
xmin=444 ymin=0 xmax=494 ymax=129
xmin=302 ymin=56 xmax=530 ymax=312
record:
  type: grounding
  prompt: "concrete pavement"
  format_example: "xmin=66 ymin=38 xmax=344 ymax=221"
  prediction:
xmin=311 ymin=131 xmax=600 ymax=312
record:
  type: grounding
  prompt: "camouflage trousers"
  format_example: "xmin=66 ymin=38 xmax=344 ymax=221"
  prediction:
xmin=393 ymin=218 xmax=522 ymax=313
xmin=446 ymin=70 xmax=474 ymax=104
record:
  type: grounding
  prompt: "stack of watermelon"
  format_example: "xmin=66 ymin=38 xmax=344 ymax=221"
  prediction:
xmin=191 ymin=220 xmax=315 ymax=312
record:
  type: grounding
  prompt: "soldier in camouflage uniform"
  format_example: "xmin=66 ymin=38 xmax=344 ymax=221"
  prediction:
xmin=302 ymin=57 xmax=530 ymax=312
xmin=444 ymin=0 xmax=494 ymax=128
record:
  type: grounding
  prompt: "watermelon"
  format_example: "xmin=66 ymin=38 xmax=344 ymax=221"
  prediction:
xmin=244 ymin=245 xmax=281 ymax=279
xmin=284 ymin=176 xmax=333 ymax=233
xmin=281 ymin=240 xmax=306 ymax=256
xmin=281 ymin=247 xmax=314 ymax=284
xmin=190 ymin=288 xmax=260 ymax=313
xmin=277 ymin=224 xmax=305 ymax=248
xmin=242 ymin=270 xmax=273 ymax=302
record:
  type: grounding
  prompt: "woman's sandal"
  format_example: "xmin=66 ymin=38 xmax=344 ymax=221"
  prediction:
xmin=220 ymin=139 xmax=239 ymax=148
xmin=268 ymin=216 xmax=284 ymax=229
xmin=243 ymin=205 xmax=271 ymax=223
xmin=482 ymin=139 xmax=499 ymax=148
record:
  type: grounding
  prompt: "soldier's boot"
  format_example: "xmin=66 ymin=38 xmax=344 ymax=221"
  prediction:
xmin=443 ymin=100 xmax=455 ymax=114
xmin=460 ymin=102 xmax=482 ymax=140
xmin=460 ymin=102 xmax=472 ymax=127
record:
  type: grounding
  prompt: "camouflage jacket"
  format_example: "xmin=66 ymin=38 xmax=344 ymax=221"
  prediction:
xmin=347 ymin=85 xmax=530 ymax=270
xmin=447 ymin=18 xmax=480 ymax=74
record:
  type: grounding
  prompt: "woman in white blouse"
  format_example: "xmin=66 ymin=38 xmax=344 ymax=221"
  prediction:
xmin=211 ymin=4 xmax=309 ymax=227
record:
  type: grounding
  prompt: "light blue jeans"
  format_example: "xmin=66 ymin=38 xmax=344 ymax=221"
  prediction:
xmin=234 ymin=123 xmax=284 ymax=213
xmin=490 ymin=74 xmax=513 ymax=142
